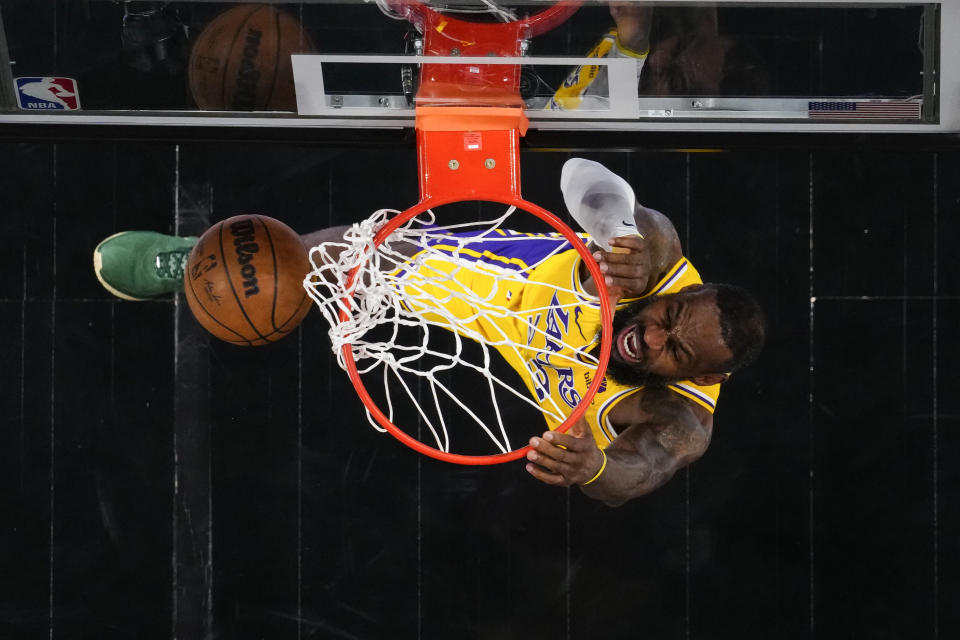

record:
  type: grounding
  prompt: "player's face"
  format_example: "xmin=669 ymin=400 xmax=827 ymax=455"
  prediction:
xmin=605 ymin=287 xmax=732 ymax=386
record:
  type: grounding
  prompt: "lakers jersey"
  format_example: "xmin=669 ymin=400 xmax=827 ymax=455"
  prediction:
xmin=398 ymin=230 xmax=721 ymax=449
xmin=548 ymin=29 xmax=648 ymax=111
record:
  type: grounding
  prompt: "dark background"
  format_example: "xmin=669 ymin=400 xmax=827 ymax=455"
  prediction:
xmin=0 ymin=1 xmax=927 ymax=111
xmin=1 ymin=132 xmax=957 ymax=639
xmin=0 ymin=1 xmax=957 ymax=639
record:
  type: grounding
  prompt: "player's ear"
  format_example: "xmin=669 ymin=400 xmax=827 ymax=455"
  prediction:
xmin=690 ymin=373 xmax=728 ymax=386
xmin=679 ymin=283 xmax=704 ymax=293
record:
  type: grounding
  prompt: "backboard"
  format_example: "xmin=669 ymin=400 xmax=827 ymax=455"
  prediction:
xmin=0 ymin=0 xmax=952 ymax=132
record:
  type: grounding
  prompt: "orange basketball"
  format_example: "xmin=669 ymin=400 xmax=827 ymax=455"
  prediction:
xmin=184 ymin=215 xmax=312 ymax=346
xmin=188 ymin=4 xmax=314 ymax=111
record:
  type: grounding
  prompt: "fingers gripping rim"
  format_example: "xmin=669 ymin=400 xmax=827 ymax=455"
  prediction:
xmin=341 ymin=195 xmax=613 ymax=465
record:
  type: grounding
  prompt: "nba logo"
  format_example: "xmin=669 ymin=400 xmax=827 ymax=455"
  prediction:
xmin=15 ymin=77 xmax=81 ymax=110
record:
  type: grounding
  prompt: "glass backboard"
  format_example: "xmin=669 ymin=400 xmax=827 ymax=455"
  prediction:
xmin=0 ymin=1 xmax=951 ymax=132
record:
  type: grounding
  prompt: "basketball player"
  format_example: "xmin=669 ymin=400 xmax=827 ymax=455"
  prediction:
xmin=548 ymin=3 xmax=768 ymax=110
xmin=93 ymin=161 xmax=765 ymax=507
xmin=296 ymin=165 xmax=764 ymax=506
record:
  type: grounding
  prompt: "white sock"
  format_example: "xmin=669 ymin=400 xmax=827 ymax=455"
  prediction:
xmin=560 ymin=158 xmax=639 ymax=251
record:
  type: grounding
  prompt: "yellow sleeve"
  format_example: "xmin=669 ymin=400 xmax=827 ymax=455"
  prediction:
xmin=548 ymin=30 xmax=648 ymax=111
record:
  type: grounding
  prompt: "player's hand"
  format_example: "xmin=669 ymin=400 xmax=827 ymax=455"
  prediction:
xmin=609 ymin=2 xmax=653 ymax=53
xmin=593 ymin=235 xmax=652 ymax=300
xmin=525 ymin=417 xmax=606 ymax=487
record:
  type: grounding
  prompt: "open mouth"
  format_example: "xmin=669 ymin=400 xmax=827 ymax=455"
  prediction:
xmin=617 ymin=324 xmax=642 ymax=364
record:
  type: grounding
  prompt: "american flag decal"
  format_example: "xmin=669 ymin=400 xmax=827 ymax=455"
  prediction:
xmin=808 ymin=100 xmax=922 ymax=120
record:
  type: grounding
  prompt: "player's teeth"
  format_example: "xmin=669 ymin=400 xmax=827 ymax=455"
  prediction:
xmin=624 ymin=327 xmax=638 ymax=359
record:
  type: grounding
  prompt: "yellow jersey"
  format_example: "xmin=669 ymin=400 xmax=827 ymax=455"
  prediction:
xmin=398 ymin=230 xmax=721 ymax=448
xmin=548 ymin=29 xmax=648 ymax=112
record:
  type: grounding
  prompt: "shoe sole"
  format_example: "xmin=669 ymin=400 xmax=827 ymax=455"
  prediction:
xmin=93 ymin=231 xmax=151 ymax=301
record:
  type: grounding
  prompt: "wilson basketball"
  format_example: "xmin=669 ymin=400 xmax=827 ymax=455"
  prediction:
xmin=188 ymin=4 xmax=314 ymax=111
xmin=184 ymin=215 xmax=312 ymax=346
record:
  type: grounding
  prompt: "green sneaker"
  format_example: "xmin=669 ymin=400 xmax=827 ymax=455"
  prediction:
xmin=93 ymin=231 xmax=198 ymax=300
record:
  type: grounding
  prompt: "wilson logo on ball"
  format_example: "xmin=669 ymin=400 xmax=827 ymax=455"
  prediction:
xmin=230 ymin=218 xmax=261 ymax=297
xmin=233 ymin=28 xmax=263 ymax=110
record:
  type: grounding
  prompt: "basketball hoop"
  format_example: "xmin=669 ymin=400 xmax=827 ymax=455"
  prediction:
xmin=305 ymin=197 xmax=612 ymax=465
xmin=301 ymin=0 xmax=607 ymax=464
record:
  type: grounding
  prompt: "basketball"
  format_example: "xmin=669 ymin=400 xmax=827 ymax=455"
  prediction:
xmin=184 ymin=215 xmax=312 ymax=346
xmin=188 ymin=4 xmax=314 ymax=111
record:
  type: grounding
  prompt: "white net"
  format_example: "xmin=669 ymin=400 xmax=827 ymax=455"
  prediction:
xmin=303 ymin=205 xmax=605 ymax=457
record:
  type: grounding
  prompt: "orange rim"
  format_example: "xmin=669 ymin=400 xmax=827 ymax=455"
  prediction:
xmin=338 ymin=195 xmax=612 ymax=465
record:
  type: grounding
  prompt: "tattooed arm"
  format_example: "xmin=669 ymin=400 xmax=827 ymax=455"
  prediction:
xmin=525 ymin=386 xmax=712 ymax=506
